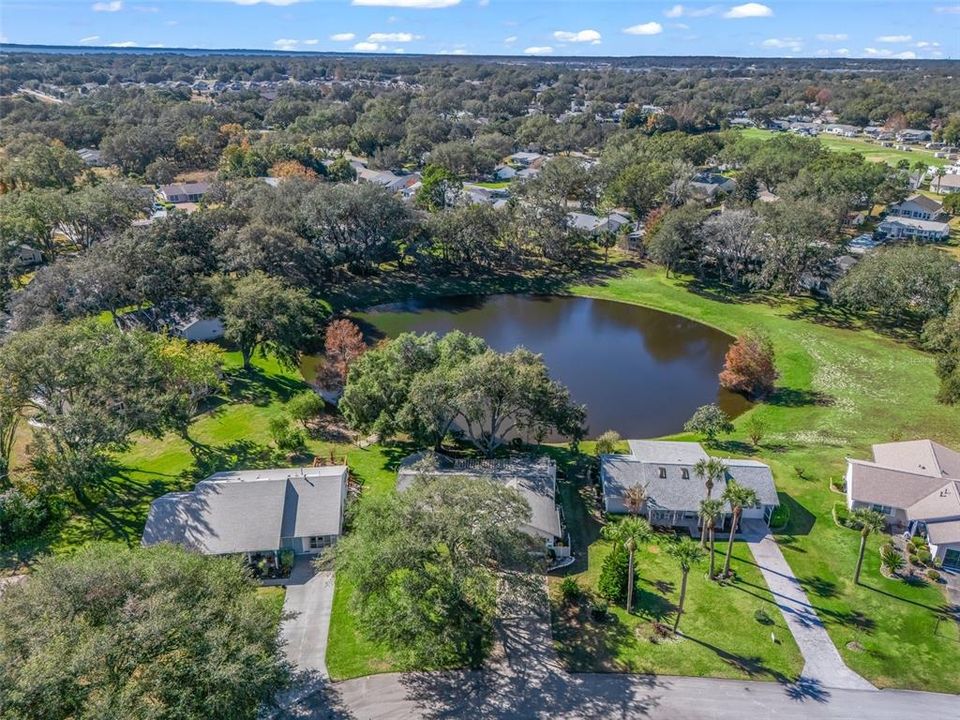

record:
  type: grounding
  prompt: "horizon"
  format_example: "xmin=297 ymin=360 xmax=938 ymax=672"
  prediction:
xmin=1 ymin=1 xmax=957 ymax=60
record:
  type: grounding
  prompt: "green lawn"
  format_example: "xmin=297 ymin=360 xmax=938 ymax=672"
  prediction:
xmin=472 ymin=180 xmax=511 ymax=189
xmin=569 ymin=267 xmax=960 ymax=692
xmin=738 ymin=127 xmax=950 ymax=168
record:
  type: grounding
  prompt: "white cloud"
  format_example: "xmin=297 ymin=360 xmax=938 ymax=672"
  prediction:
xmin=353 ymin=41 xmax=386 ymax=51
xmin=273 ymin=38 xmax=299 ymax=50
xmin=816 ymin=33 xmax=847 ymax=41
xmin=351 ymin=0 xmax=460 ymax=7
xmin=523 ymin=46 xmax=553 ymax=55
xmin=478 ymin=0 xmax=490 ymax=6
xmin=92 ymin=1 xmax=123 ymax=11
xmin=863 ymin=47 xmax=915 ymax=58
xmin=761 ymin=37 xmax=802 ymax=51
xmin=896 ymin=51 xmax=917 ymax=59
xmin=107 ymin=40 xmax=137 ymax=47
xmin=933 ymin=5 xmax=960 ymax=13
xmin=79 ymin=35 xmax=101 ymax=43
xmin=671 ymin=22 xmax=690 ymax=30
xmin=724 ymin=3 xmax=773 ymax=19
xmin=503 ymin=35 xmax=518 ymax=44
xmin=876 ymin=34 xmax=912 ymax=43
xmin=303 ymin=39 xmax=319 ymax=45
xmin=623 ymin=22 xmax=663 ymax=35
xmin=330 ymin=33 xmax=356 ymax=41
xmin=815 ymin=47 xmax=850 ymax=56
xmin=367 ymin=32 xmax=421 ymax=42
xmin=147 ymin=43 xmax=165 ymax=47
xmin=664 ymin=4 xmax=718 ymax=18
xmin=553 ymin=29 xmax=601 ymax=43
xmin=440 ymin=47 xmax=467 ymax=54
xmin=916 ymin=40 xmax=941 ymax=48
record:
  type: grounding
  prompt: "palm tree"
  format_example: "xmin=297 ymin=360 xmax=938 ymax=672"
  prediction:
xmin=851 ymin=508 xmax=887 ymax=584
xmin=601 ymin=516 xmax=653 ymax=613
xmin=667 ymin=538 xmax=705 ymax=633
xmin=720 ymin=480 xmax=758 ymax=578
xmin=698 ymin=498 xmax=725 ymax=580
xmin=935 ymin=166 xmax=946 ymax=193
xmin=694 ymin=457 xmax=726 ymax=545
xmin=623 ymin=483 xmax=647 ymax=516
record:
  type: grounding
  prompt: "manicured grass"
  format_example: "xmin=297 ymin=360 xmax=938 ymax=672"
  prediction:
xmin=473 ymin=180 xmax=511 ymax=189
xmin=257 ymin=586 xmax=287 ymax=628
xmin=568 ymin=267 xmax=960 ymax=692
xmin=738 ymin=127 xmax=950 ymax=168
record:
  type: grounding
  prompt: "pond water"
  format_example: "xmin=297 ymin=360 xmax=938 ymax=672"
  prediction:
xmin=308 ymin=294 xmax=751 ymax=440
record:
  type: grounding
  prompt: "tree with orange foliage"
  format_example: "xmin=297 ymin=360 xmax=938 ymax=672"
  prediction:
xmin=269 ymin=160 xmax=319 ymax=181
xmin=719 ymin=329 xmax=778 ymax=399
xmin=323 ymin=319 xmax=366 ymax=388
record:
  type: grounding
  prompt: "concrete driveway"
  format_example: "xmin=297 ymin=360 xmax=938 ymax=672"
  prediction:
xmin=279 ymin=558 xmax=335 ymax=678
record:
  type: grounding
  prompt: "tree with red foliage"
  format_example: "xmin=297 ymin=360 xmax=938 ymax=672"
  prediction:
xmin=719 ymin=329 xmax=778 ymax=399
xmin=323 ymin=319 xmax=366 ymax=388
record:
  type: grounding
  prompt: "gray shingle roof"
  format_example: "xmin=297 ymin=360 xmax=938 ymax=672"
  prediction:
xmin=142 ymin=466 xmax=347 ymax=554
xmin=602 ymin=441 xmax=778 ymax=513
xmin=397 ymin=452 xmax=561 ymax=540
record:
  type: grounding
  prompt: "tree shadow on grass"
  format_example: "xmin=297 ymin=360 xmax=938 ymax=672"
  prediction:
xmin=858 ymin=580 xmax=958 ymax=616
xmin=182 ymin=439 xmax=284 ymax=484
xmin=712 ymin=439 xmax=757 ymax=456
xmin=798 ymin=575 xmax=837 ymax=599
xmin=767 ymin=387 xmax=834 ymax=408
xmin=226 ymin=365 xmax=307 ymax=406
xmin=679 ymin=632 xmax=797 ymax=684
xmin=776 ymin=492 xmax=816 ymax=536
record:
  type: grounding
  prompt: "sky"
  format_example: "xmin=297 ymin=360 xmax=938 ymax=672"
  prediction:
xmin=1 ymin=1 xmax=958 ymax=59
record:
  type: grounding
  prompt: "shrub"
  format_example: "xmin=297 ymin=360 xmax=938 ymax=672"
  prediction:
xmin=768 ymin=504 xmax=789 ymax=529
xmin=908 ymin=553 xmax=920 ymax=565
xmin=683 ymin=404 xmax=733 ymax=444
xmin=597 ymin=547 xmax=632 ymax=603
xmin=268 ymin=416 xmax=307 ymax=453
xmin=926 ymin=569 xmax=941 ymax=582
xmin=754 ymin=608 xmax=774 ymax=625
xmin=744 ymin=414 xmax=766 ymax=447
xmin=559 ymin=577 xmax=582 ymax=605
xmin=0 ymin=488 xmax=53 ymax=544
xmin=278 ymin=549 xmax=295 ymax=575
xmin=880 ymin=546 xmax=904 ymax=574
xmin=594 ymin=430 xmax=621 ymax=456
xmin=832 ymin=502 xmax=851 ymax=528
xmin=590 ymin=601 xmax=609 ymax=622
xmin=719 ymin=329 xmax=778 ymax=399
xmin=917 ymin=548 xmax=932 ymax=565
xmin=910 ymin=535 xmax=927 ymax=549
xmin=287 ymin=392 xmax=326 ymax=431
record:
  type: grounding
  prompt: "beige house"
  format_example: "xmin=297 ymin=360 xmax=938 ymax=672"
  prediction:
xmin=845 ymin=440 xmax=960 ymax=570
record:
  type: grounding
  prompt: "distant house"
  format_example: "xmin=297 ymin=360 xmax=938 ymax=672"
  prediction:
xmin=115 ymin=305 xmax=223 ymax=342
xmin=887 ymin=194 xmax=947 ymax=222
xmin=506 ymin=151 xmax=544 ymax=167
xmin=176 ymin=316 xmax=225 ymax=342
xmin=77 ymin=148 xmax=105 ymax=167
xmin=601 ymin=441 xmax=780 ymax=532
xmin=876 ymin=216 xmax=950 ymax=242
xmin=896 ymin=129 xmax=932 ymax=144
xmin=932 ymin=173 xmax=960 ymax=195
xmin=845 ymin=440 xmax=960 ymax=570
xmin=15 ymin=244 xmax=43 ymax=266
xmin=494 ymin=164 xmax=517 ymax=180
xmin=355 ymin=167 xmax=421 ymax=194
xmin=397 ymin=452 xmax=568 ymax=555
xmin=566 ymin=211 xmax=631 ymax=236
xmin=142 ymin=466 xmax=349 ymax=557
xmin=158 ymin=182 xmax=210 ymax=204
xmin=688 ymin=173 xmax=736 ymax=202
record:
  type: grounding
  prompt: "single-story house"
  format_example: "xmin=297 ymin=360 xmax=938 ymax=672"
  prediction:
xmin=176 ymin=315 xmax=225 ymax=342
xmin=397 ymin=452 xmax=568 ymax=555
xmin=876 ymin=216 xmax=950 ymax=242
xmin=845 ymin=440 xmax=960 ymax=570
xmin=897 ymin=129 xmax=933 ymax=144
xmin=158 ymin=182 xmax=210 ymax=204
xmin=886 ymin=194 xmax=947 ymax=222
xmin=601 ymin=440 xmax=780 ymax=533
xmin=142 ymin=466 xmax=349 ymax=557
xmin=932 ymin=173 xmax=960 ymax=195
xmin=566 ymin=211 xmax=631 ymax=235
xmin=15 ymin=244 xmax=43 ymax=266
xmin=494 ymin=164 xmax=517 ymax=180
xmin=77 ymin=148 xmax=105 ymax=167
xmin=356 ymin=167 xmax=421 ymax=194
xmin=688 ymin=173 xmax=737 ymax=202
xmin=506 ymin=151 xmax=544 ymax=167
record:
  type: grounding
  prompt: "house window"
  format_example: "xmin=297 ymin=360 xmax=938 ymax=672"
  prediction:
xmin=309 ymin=535 xmax=333 ymax=550
xmin=681 ymin=468 xmax=690 ymax=479
xmin=870 ymin=504 xmax=893 ymax=516
xmin=659 ymin=467 xmax=667 ymax=479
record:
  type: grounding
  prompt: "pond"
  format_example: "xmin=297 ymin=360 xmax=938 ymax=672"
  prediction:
xmin=307 ymin=294 xmax=751 ymax=440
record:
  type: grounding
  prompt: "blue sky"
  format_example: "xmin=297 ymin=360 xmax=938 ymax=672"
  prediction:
xmin=1 ymin=1 xmax=958 ymax=59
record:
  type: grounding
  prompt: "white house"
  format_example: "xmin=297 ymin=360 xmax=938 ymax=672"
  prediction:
xmin=175 ymin=316 xmax=225 ymax=342
xmin=601 ymin=440 xmax=780 ymax=533
xmin=158 ymin=182 xmax=210 ymax=204
xmin=142 ymin=466 xmax=349 ymax=557
xmin=876 ymin=216 xmax=950 ymax=242
xmin=886 ymin=194 xmax=947 ymax=222
xmin=566 ymin=211 xmax=632 ymax=236
xmin=845 ymin=440 xmax=960 ymax=570
xmin=932 ymin=173 xmax=960 ymax=195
